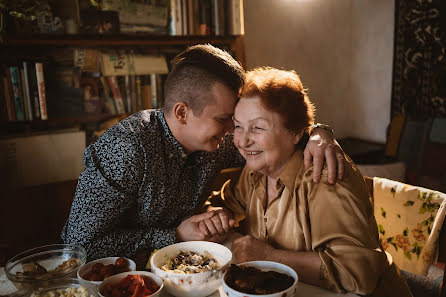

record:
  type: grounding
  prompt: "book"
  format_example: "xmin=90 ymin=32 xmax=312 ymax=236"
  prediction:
xmin=130 ymin=75 xmax=137 ymax=113
xmin=9 ymin=66 xmax=25 ymax=121
xmin=135 ymin=75 xmax=142 ymax=111
xmin=0 ymin=69 xmax=7 ymax=121
xmin=141 ymin=76 xmax=152 ymax=110
xmin=22 ymin=62 xmax=34 ymax=121
xmin=28 ymin=63 xmax=41 ymax=119
xmin=181 ymin=0 xmax=188 ymax=35
xmin=102 ymin=0 xmax=169 ymax=27
xmin=100 ymin=52 xmax=169 ymax=76
xmin=99 ymin=76 xmax=117 ymax=115
xmin=211 ymin=0 xmax=225 ymax=36
xmin=188 ymin=0 xmax=199 ymax=35
xmin=124 ymin=75 xmax=132 ymax=113
xmin=4 ymin=68 xmax=16 ymax=121
xmin=81 ymin=76 xmax=102 ymax=113
xmin=228 ymin=0 xmax=244 ymax=35
xmin=199 ymin=0 xmax=211 ymax=35
xmin=169 ymin=0 xmax=183 ymax=35
xmin=19 ymin=68 xmax=29 ymax=120
xmin=107 ymin=76 xmax=126 ymax=114
xmin=35 ymin=62 xmax=48 ymax=120
xmin=150 ymin=74 xmax=158 ymax=109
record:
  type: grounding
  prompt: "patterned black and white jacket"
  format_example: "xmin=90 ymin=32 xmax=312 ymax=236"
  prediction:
xmin=61 ymin=110 xmax=243 ymax=265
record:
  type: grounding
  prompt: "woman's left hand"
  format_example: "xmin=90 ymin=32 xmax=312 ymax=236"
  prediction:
xmin=232 ymin=235 xmax=275 ymax=263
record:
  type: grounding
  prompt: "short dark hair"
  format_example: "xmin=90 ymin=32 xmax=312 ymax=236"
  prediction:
xmin=163 ymin=44 xmax=245 ymax=116
xmin=240 ymin=67 xmax=315 ymax=134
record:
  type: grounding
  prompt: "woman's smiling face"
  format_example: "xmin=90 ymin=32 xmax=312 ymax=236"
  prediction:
xmin=233 ymin=96 xmax=302 ymax=178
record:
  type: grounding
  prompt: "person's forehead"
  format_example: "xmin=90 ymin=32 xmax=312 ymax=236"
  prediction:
xmin=204 ymin=83 xmax=237 ymax=115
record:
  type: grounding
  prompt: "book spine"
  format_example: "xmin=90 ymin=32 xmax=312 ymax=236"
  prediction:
xmin=28 ymin=63 xmax=41 ymax=119
xmin=136 ymin=75 xmax=142 ymax=111
xmin=199 ymin=0 xmax=211 ymax=35
xmin=188 ymin=0 xmax=195 ymax=35
xmin=107 ymin=76 xmax=126 ymax=114
xmin=182 ymin=0 xmax=188 ymax=35
xmin=0 ymin=70 xmax=8 ymax=121
xmin=22 ymin=62 xmax=33 ymax=121
xmin=130 ymin=75 xmax=137 ymax=113
xmin=150 ymin=74 xmax=158 ymax=109
xmin=124 ymin=75 xmax=132 ymax=113
xmin=218 ymin=0 xmax=225 ymax=36
xmin=99 ymin=76 xmax=117 ymax=115
xmin=9 ymin=66 xmax=25 ymax=121
xmin=211 ymin=0 xmax=219 ymax=35
xmin=35 ymin=62 xmax=48 ymax=120
xmin=141 ymin=76 xmax=152 ymax=110
xmin=228 ymin=0 xmax=244 ymax=35
xmin=4 ymin=68 xmax=16 ymax=121
xmin=19 ymin=68 xmax=29 ymax=120
xmin=170 ymin=0 xmax=183 ymax=35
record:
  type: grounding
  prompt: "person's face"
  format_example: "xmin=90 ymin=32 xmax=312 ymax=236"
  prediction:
xmin=184 ymin=81 xmax=237 ymax=152
xmin=233 ymin=96 xmax=301 ymax=178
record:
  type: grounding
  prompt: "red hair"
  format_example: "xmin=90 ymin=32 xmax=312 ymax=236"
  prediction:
xmin=240 ymin=67 xmax=315 ymax=134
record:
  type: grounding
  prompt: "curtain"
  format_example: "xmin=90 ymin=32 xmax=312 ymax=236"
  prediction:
xmin=392 ymin=0 xmax=446 ymax=118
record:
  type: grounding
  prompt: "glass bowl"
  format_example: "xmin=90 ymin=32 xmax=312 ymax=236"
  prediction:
xmin=5 ymin=244 xmax=87 ymax=289
xmin=11 ymin=278 xmax=98 ymax=297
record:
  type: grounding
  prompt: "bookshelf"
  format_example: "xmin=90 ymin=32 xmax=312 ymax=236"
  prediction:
xmin=0 ymin=34 xmax=245 ymax=137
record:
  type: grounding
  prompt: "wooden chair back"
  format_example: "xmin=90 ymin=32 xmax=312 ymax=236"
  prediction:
xmin=364 ymin=176 xmax=446 ymax=297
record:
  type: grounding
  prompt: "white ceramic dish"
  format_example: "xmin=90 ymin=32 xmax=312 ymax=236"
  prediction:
xmin=77 ymin=257 xmax=136 ymax=286
xmin=98 ymin=271 xmax=163 ymax=297
xmin=222 ymin=261 xmax=298 ymax=297
xmin=150 ymin=241 xmax=232 ymax=297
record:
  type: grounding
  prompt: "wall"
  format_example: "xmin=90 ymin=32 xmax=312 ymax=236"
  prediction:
xmin=243 ymin=0 xmax=394 ymax=143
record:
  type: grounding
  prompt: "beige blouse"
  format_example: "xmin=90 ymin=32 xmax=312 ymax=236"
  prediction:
xmin=222 ymin=150 xmax=413 ymax=297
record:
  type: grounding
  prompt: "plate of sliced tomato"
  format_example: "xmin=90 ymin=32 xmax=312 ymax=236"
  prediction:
xmin=99 ymin=271 xmax=163 ymax=297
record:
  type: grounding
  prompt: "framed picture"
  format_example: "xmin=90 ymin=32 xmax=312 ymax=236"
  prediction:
xmin=81 ymin=10 xmax=120 ymax=34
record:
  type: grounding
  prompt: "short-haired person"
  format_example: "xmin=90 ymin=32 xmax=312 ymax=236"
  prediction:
xmin=202 ymin=67 xmax=412 ymax=296
xmin=62 ymin=45 xmax=345 ymax=268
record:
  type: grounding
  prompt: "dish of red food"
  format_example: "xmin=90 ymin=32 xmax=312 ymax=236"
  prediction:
xmin=101 ymin=274 xmax=160 ymax=297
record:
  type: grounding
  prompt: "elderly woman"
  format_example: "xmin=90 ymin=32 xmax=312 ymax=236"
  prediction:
xmin=205 ymin=67 xmax=412 ymax=296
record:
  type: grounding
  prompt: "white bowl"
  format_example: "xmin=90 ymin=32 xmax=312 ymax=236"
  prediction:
xmin=98 ymin=271 xmax=163 ymax=297
xmin=77 ymin=257 xmax=136 ymax=286
xmin=150 ymin=241 xmax=232 ymax=297
xmin=222 ymin=261 xmax=298 ymax=297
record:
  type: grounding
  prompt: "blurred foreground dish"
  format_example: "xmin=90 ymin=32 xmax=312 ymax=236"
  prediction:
xmin=224 ymin=264 xmax=295 ymax=294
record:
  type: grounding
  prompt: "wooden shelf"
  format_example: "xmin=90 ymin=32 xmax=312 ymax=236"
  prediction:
xmin=0 ymin=113 xmax=126 ymax=136
xmin=0 ymin=33 xmax=246 ymax=67
xmin=1 ymin=34 xmax=242 ymax=47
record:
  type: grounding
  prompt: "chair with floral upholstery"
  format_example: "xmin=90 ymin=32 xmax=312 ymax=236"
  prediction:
xmin=364 ymin=176 xmax=446 ymax=297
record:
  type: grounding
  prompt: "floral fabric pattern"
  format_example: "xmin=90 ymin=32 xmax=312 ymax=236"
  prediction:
xmin=373 ymin=177 xmax=446 ymax=276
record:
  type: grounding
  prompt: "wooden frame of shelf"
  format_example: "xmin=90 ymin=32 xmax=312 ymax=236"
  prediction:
xmin=1 ymin=34 xmax=246 ymax=68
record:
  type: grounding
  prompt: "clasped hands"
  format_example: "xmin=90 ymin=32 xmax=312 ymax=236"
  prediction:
xmin=176 ymin=208 xmax=274 ymax=263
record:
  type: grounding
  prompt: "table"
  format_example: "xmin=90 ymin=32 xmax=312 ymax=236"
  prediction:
xmin=1 ymin=267 xmax=357 ymax=297
xmin=162 ymin=283 xmax=358 ymax=297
